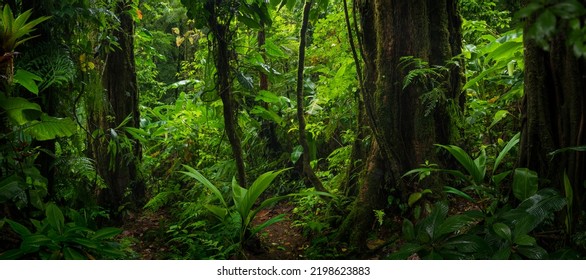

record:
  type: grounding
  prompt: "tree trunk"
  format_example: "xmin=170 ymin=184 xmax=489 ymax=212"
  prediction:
xmin=338 ymin=0 xmax=462 ymax=251
xmin=206 ymin=1 xmax=247 ymax=187
xmin=296 ymin=0 xmax=326 ymax=193
xmin=520 ymin=23 xmax=586 ymax=233
xmin=96 ymin=0 xmax=144 ymax=222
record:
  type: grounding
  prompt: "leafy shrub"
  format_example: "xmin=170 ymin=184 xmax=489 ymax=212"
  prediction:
xmin=1 ymin=203 xmax=126 ymax=259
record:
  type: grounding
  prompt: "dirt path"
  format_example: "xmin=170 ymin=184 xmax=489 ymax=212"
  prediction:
xmin=248 ymin=202 xmax=308 ymax=259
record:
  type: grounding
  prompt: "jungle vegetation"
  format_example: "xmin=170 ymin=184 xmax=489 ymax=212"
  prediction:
xmin=1 ymin=0 xmax=585 ymax=260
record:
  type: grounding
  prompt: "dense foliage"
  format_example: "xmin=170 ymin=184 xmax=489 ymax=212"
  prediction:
xmin=1 ymin=0 xmax=585 ymax=259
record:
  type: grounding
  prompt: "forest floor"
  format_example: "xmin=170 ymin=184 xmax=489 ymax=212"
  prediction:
xmin=120 ymin=202 xmax=309 ymax=260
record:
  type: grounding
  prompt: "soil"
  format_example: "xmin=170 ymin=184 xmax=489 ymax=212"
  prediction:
xmin=247 ymin=202 xmax=309 ymax=260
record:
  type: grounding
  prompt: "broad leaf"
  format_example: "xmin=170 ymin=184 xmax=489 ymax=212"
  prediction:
xmin=25 ymin=114 xmax=77 ymax=140
xmin=436 ymin=144 xmax=483 ymax=184
xmin=493 ymin=223 xmax=512 ymax=242
xmin=45 ymin=203 xmax=64 ymax=234
xmin=0 ymin=96 xmax=42 ymax=125
xmin=249 ymin=214 xmax=286 ymax=237
xmin=6 ymin=219 xmax=31 ymax=236
xmin=512 ymin=168 xmax=538 ymax=201
xmin=13 ymin=69 xmax=43 ymax=95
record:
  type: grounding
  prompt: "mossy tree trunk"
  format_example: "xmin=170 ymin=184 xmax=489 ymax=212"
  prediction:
xmin=520 ymin=24 xmax=586 ymax=232
xmin=338 ymin=0 xmax=462 ymax=251
xmin=95 ymin=0 xmax=144 ymax=222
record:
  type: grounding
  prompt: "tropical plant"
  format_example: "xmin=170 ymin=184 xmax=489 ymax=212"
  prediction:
xmin=390 ymin=188 xmax=567 ymax=260
xmin=0 ymin=5 xmax=50 ymax=84
xmin=1 ymin=203 xmax=125 ymax=260
xmin=180 ymin=165 xmax=331 ymax=254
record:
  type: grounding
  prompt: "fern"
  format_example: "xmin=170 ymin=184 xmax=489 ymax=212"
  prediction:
xmin=144 ymin=190 xmax=178 ymax=211
xmin=18 ymin=43 xmax=76 ymax=91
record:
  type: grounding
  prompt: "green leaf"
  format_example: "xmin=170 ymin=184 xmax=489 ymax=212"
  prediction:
xmin=0 ymin=249 xmax=26 ymax=260
xmin=408 ymin=192 xmax=422 ymax=207
xmin=0 ymin=96 xmax=42 ymax=125
xmin=493 ymin=223 xmax=512 ymax=242
xmin=534 ymin=10 xmax=556 ymax=38
xmin=240 ymin=169 xmax=289 ymax=226
xmin=250 ymin=214 xmax=286 ymax=237
xmin=0 ymin=175 xmax=25 ymax=203
xmin=517 ymin=245 xmax=547 ymax=259
xmin=13 ymin=69 xmax=43 ymax=95
xmin=443 ymin=186 xmax=475 ymax=203
xmin=515 ymin=2 xmax=543 ymax=19
xmin=492 ymin=247 xmax=511 ymax=260
xmin=63 ymin=247 xmax=86 ymax=260
xmin=180 ymin=165 xmax=227 ymax=207
xmin=436 ymin=144 xmax=483 ymax=184
xmin=205 ymin=204 xmax=228 ymax=220
xmin=402 ymin=219 xmax=415 ymax=241
xmin=494 ymin=132 xmax=520 ymax=171
xmin=238 ymin=14 xmax=261 ymax=29
xmin=72 ymin=238 xmax=99 ymax=249
xmin=437 ymin=214 xmax=475 ymax=237
xmin=250 ymin=105 xmax=284 ymax=126
xmin=265 ymin=39 xmax=287 ymax=58
xmin=25 ymin=114 xmax=77 ymax=140
xmin=514 ymin=234 xmax=536 ymax=246
xmin=21 ymin=234 xmax=52 ymax=248
xmin=291 ymin=145 xmax=303 ymax=164
xmin=92 ymin=227 xmax=122 ymax=240
xmin=45 ymin=203 xmax=64 ymax=234
xmin=512 ymin=168 xmax=538 ymax=201
xmin=6 ymin=219 xmax=31 ymax=236
xmin=489 ymin=110 xmax=509 ymax=129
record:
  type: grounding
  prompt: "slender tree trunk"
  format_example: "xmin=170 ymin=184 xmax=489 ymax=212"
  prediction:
xmin=206 ymin=1 xmax=247 ymax=187
xmin=296 ymin=0 xmax=326 ymax=193
xmin=520 ymin=20 xmax=586 ymax=233
xmin=96 ymin=0 xmax=144 ymax=222
xmin=338 ymin=0 xmax=462 ymax=251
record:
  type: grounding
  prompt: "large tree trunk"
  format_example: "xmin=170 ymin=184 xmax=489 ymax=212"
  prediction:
xmin=520 ymin=25 xmax=586 ymax=233
xmin=338 ymin=0 xmax=462 ymax=251
xmin=96 ymin=0 xmax=144 ymax=222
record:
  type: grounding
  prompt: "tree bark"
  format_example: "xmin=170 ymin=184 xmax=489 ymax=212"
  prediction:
xmin=520 ymin=22 xmax=586 ymax=232
xmin=206 ymin=1 xmax=247 ymax=187
xmin=96 ymin=0 xmax=144 ymax=222
xmin=296 ymin=0 xmax=326 ymax=193
xmin=338 ymin=0 xmax=462 ymax=251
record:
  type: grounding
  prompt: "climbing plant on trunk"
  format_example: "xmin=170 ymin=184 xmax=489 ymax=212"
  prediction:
xmin=338 ymin=0 xmax=463 ymax=251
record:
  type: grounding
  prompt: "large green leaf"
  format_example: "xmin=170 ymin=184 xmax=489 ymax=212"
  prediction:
xmin=45 ymin=203 xmax=64 ymax=234
xmin=25 ymin=114 xmax=77 ymax=140
xmin=92 ymin=227 xmax=122 ymax=240
xmin=13 ymin=69 xmax=42 ymax=95
xmin=493 ymin=222 xmax=512 ymax=242
xmin=0 ymin=175 xmax=25 ymax=203
xmin=265 ymin=39 xmax=287 ymax=58
xmin=240 ymin=168 xmax=289 ymax=226
xmin=6 ymin=219 xmax=31 ymax=236
xmin=436 ymin=144 xmax=483 ymax=184
xmin=402 ymin=219 xmax=415 ymax=241
xmin=512 ymin=168 xmax=538 ymax=201
xmin=437 ymin=214 xmax=475 ymax=237
xmin=180 ymin=165 xmax=227 ymax=207
xmin=0 ymin=96 xmax=42 ymax=125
